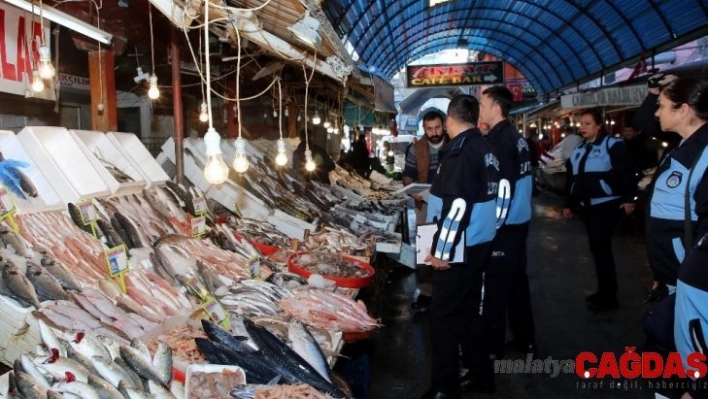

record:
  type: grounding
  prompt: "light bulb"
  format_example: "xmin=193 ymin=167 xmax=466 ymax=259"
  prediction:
xmin=38 ymin=45 xmax=55 ymax=80
xmin=273 ymin=110 xmax=278 ymax=118
xmin=199 ymin=101 xmax=209 ymax=122
xmin=327 ymin=126 xmax=334 ymax=134
xmin=233 ymin=137 xmax=250 ymax=173
xmin=305 ymin=149 xmax=316 ymax=171
xmin=297 ymin=113 xmax=302 ymax=122
xmin=284 ymin=108 xmax=289 ymax=117
xmin=323 ymin=120 xmax=331 ymax=128
xmin=147 ymin=74 xmax=160 ymax=99
xmin=203 ymin=127 xmax=229 ymax=184
xmin=275 ymin=139 xmax=288 ymax=166
xmin=312 ymin=111 xmax=321 ymax=125
xmin=97 ymin=103 xmax=105 ymax=113
xmin=31 ymin=70 xmax=44 ymax=92
xmin=387 ymin=150 xmax=394 ymax=156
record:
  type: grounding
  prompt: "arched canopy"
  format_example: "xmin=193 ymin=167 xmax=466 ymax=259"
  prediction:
xmin=323 ymin=0 xmax=708 ymax=94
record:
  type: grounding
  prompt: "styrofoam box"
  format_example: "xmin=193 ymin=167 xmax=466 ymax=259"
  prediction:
xmin=70 ymin=130 xmax=148 ymax=196
xmin=109 ymin=131 xmax=170 ymax=187
xmin=267 ymin=215 xmax=308 ymax=240
xmin=0 ymin=131 xmax=65 ymax=214
xmin=185 ymin=364 xmax=246 ymax=398
xmin=4 ymin=331 xmax=40 ymax=364
xmin=206 ymin=181 xmax=271 ymax=221
xmin=0 ymin=296 xmax=31 ymax=331
xmin=272 ymin=209 xmax=317 ymax=233
xmin=16 ymin=126 xmax=111 ymax=204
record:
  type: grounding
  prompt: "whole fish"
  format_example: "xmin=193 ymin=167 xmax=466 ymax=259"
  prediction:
xmin=148 ymin=380 xmax=176 ymax=399
xmin=66 ymin=344 xmax=100 ymax=376
xmin=39 ymin=319 xmax=66 ymax=358
xmin=19 ymin=355 xmax=52 ymax=391
xmin=110 ymin=216 xmax=133 ymax=249
xmin=91 ymin=356 xmax=138 ymax=389
xmin=96 ymin=220 xmax=124 ymax=249
xmin=113 ymin=356 xmax=144 ymax=389
xmin=14 ymin=370 xmax=48 ymax=399
xmin=40 ymin=257 xmax=82 ymax=292
xmin=244 ymin=319 xmax=346 ymax=398
xmin=3 ymin=261 xmax=41 ymax=308
xmin=202 ymin=319 xmax=256 ymax=353
xmin=46 ymin=390 xmax=64 ymax=399
xmin=118 ymin=380 xmax=152 ymax=399
xmin=87 ymin=374 xmax=124 ymax=399
xmin=55 ymin=380 xmax=101 ymax=399
xmin=34 ymin=352 xmax=91 ymax=383
xmin=114 ymin=213 xmax=150 ymax=248
xmin=288 ymin=322 xmax=332 ymax=383
xmin=119 ymin=345 xmax=167 ymax=386
xmin=67 ymin=203 xmax=100 ymax=237
xmin=0 ymin=227 xmax=30 ymax=256
xmin=27 ymin=261 xmax=68 ymax=301
xmin=152 ymin=342 xmax=173 ymax=387
xmin=63 ymin=331 xmax=111 ymax=360
xmin=194 ymin=338 xmax=278 ymax=385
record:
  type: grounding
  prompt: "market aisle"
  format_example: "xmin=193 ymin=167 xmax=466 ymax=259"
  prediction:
xmin=358 ymin=190 xmax=655 ymax=399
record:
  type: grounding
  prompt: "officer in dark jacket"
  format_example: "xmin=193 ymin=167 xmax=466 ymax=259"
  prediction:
xmin=420 ymin=94 xmax=500 ymax=399
xmin=478 ymin=85 xmax=536 ymax=359
xmin=563 ymin=108 xmax=637 ymax=311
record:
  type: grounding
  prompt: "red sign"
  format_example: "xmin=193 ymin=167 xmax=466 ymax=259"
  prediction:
xmin=0 ymin=3 xmax=55 ymax=100
xmin=406 ymin=61 xmax=504 ymax=88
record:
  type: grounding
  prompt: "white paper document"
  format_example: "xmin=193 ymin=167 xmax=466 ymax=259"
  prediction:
xmin=394 ymin=183 xmax=431 ymax=196
xmin=415 ymin=223 xmax=465 ymax=265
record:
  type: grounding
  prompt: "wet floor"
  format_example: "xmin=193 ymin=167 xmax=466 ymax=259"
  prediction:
xmin=349 ymin=190 xmax=656 ymax=399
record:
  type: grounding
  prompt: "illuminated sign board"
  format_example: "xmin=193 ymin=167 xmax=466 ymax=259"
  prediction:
xmin=406 ymin=61 xmax=504 ymax=88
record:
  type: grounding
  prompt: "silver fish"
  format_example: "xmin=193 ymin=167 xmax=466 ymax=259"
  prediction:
xmin=41 ymin=257 xmax=82 ymax=292
xmin=20 ymin=355 xmax=52 ymax=391
xmin=66 ymin=344 xmax=101 ymax=376
xmin=0 ymin=227 xmax=30 ymax=257
xmin=39 ymin=319 xmax=66 ymax=358
xmin=288 ymin=322 xmax=332 ymax=383
xmin=118 ymin=380 xmax=152 ymax=399
xmin=26 ymin=261 xmax=68 ymax=302
xmin=113 ymin=357 xmax=144 ymax=389
xmin=148 ymin=380 xmax=176 ymax=399
xmin=91 ymin=356 xmax=138 ymax=389
xmin=152 ymin=342 xmax=173 ymax=386
xmin=34 ymin=355 xmax=91 ymax=383
xmin=63 ymin=330 xmax=111 ymax=360
xmin=46 ymin=390 xmax=64 ymax=399
xmin=119 ymin=345 xmax=166 ymax=386
xmin=87 ymin=374 xmax=124 ymax=399
xmin=2 ymin=261 xmax=41 ymax=308
xmin=14 ymin=370 xmax=48 ymax=399
xmin=55 ymin=380 xmax=101 ymax=399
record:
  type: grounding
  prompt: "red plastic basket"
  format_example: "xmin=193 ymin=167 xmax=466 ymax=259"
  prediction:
xmin=287 ymin=252 xmax=375 ymax=288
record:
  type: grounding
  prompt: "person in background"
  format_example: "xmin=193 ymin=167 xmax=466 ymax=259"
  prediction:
xmin=621 ymin=123 xmax=658 ymax=174
xmin=403 ymin=110 xmax=448 ymax=312
xmin=350 ymin=134 xmax=371 ymax=177
xmin=420 ymin=94 xmax=500 ymax=399
xmin=557 ymin=126 xmax=583 ymax=162
xmin=478 ymin=85 xmax=536 ymax=364
xmin=563 ymin=108 xmax=637 ymax=311
xmin=382 ymin=141 xmax=395 ymax=173
xmin=647 ymin=76 xmax=708 ymax=399
xmin=527 ymin=132 xmax=551 ymax=196
xmin=633 ymin=74 xmax=682 ymax=163
xmin=292 ymin=129 xmax=335 ymax=184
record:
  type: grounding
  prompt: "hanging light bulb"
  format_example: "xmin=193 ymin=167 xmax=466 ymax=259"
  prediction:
xmin=327 ymin=126 xmax=334 ymax=134
xmin=275 ymin=138 xmax=288 ymax=166
xmin=147 ymin=74 xmax=160 ymax=99
xmin=233 ymin=137 xmax=250 ymax=173
xmin=297 ymin=112 xmax=302 ymax=122
xmin=203 ymin=127 xmax=229 ymax=184
xmin=273 ymin=109 xmax=278 ymax=118
xmin=304 ymin=149 xmax=316 ymax=172
xmin=199 ymin=101 xmax=209 ymax=122
xmin=284 ymin=107 xmax=289 ymax=117
xmin=31 ymin=70 xmax=44 ymax=92
xmin=37 ymin=45 xmax=55 ymax=80
xmin=312 ymin=110 xmax=321 ymax=125
xmin=323 ymin=119 xmax=331 ymax=128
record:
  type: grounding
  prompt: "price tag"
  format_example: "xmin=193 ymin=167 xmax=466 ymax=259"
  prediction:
xmin=185 ymin=275 xmax=209 ymax=300
xmin=191 ymin=216 xmax=206 ymax=237
xmin=0 ymin=186 xmax=16 ymax=217
xmin=202 ymin=297 xmax=230 ymax=329
xmin=78 ymin=200 xmax=98 ymax=225
xmin=105 ymin=245 xmax=129 ymax=277
xmin=192 ymin=196 xmax=207 ymax=216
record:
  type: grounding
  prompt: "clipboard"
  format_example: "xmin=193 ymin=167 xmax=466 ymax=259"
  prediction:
xmin=415 ymin=223 xmax=465 ymax=266
xmin=394 ymin=183 xmax=431 ymax=196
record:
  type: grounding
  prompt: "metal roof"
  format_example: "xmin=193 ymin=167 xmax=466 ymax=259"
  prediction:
xmin=323 ymin=0 xmax=708 ymax=94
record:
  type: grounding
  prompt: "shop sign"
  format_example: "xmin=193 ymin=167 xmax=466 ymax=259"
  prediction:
xmin=0 ymin=3 xmax=56 ymax=100
xmin=59 ymin=73 xmax=90 ymax=90
xmin=406 ymin=61 xmax=504 ymax=88
xmin=561 ymin=85 xmax=648 ymax=109
xmin=506 ymin=78 xmax=537 ymax=101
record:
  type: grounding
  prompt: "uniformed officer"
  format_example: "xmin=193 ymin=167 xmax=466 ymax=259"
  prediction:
xmin=420 ymin=94 xmax=500 ymax=399
xmin=563 ymin=108 xmax=637 ymax=311
xmin=478 ymin=85 xmax=535 ymax=359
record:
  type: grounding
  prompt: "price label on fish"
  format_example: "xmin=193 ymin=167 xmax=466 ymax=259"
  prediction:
xmin=191 ymin=216 xmax=206 ymax=237
xmin=192 ymin=196 xmax=207 ymax=216
xmin=185 ymin=275 xmax=209 ymax=300
xmin=105 ymin=245 xmax=129 ymax=277
xmin=78 ymin=199 xmax=98 ymax=225
xmin=202 ymin=297 xmax=230 ymax=329
xmin=0 ymin=186 xmax=16 ymax=217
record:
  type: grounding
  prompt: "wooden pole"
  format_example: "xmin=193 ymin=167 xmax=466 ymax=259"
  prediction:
xmin=88 ymin=49 xmax=116 ymax=131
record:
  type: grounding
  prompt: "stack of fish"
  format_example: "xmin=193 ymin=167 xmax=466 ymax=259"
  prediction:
xmin=215 ymin=279 xmax=290 ymax=318
xmin=5 ymin=318 xmax=180 ymax=399
xmin=196 ymin=318 xmax=347 ymax=398
xmin=279 ymin=289 xmax=380 ymax=334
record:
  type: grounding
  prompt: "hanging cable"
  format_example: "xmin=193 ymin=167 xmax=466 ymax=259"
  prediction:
xmin=301 ymin=49 xmax=317 ymax=172
xmin=232 ymin=22 xmax=250 ymax=173
xmin=275 ymin=77 xmax=287 ymax=166
xmin=147 ymin=3 xmax=159 ymax=99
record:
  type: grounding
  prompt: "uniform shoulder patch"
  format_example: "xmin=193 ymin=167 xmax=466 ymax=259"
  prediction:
xmin=666 ymin=171 xmax=682 ymax=188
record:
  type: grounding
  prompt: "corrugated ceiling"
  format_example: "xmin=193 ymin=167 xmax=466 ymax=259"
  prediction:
xmin=323 ymin=0 xmax=708 ymax=94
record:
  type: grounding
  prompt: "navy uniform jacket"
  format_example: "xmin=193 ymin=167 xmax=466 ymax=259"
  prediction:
xmin=564 ymin=134 xmax=637 ymax=207
xmin=486 ymin=120 xmax=533 ymax=227
xmin=426 ymin=128 xmax=501 ymax=261
xmin=646 ymin=123 xmax=708 ymax=286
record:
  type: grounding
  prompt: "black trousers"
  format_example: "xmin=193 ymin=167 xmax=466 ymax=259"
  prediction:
xmin=581 ymin=200 xmax=622 ymax=296
xmin=431 ymin=243 xmax=492 ymax=397
xmin=483 ymin=224 xmax=535 ymax=356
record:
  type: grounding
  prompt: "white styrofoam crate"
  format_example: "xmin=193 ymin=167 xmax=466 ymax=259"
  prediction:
xmin=206 ymin=181 xmax=271 ymax=221
xmin=108 ymin=132 xmax=170 ymax=187
xmin=272 ymin=209 xmax=317 ymax=232
xmin=4 ymin=332 xmax=40 ymax=364
xmin=70 ymin=130 xmax=148 ymax=196
xmin=0 ymin=131 xmax=64 ymax=214
xmin=16 ymin=126 xmax=111 ymax=204
xmin=266 ymin=215 xmax=307 ymax=240
xmin=0 ymin=296 xmax=31 ymax=331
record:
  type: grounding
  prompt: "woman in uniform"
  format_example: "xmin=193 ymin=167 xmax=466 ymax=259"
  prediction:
xmin=563 ymin=108 xmax=637 ymax=311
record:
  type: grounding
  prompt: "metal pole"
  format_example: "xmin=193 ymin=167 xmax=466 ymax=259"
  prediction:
xmin=171 ymin=26 xmax=185 ymax=185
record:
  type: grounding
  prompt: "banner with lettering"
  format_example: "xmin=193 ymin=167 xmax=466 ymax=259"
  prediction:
xmin=406 ymin=61 xmax=504 ymax=88
xmin=0 ymin=2 xmax=56 ymax=100
xmin=560 ymin=85 xmax=648 ymax=109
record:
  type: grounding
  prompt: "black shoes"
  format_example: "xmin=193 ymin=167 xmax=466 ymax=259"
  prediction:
xmin=506 ymin=338 xmax=536 ymax=354
xmin=586 ymin=293 xmax=619 ymax=311
xmin=459 ymin=374 xmax=496 ymax=394
xmin=411 ymin=294 xmax=432 ymax=312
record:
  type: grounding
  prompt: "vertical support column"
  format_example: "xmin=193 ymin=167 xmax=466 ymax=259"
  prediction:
xmin=171 ymin=27 xmax=184 ymax=185
xmin=88 ymin=49 xmax=116 ymax=131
